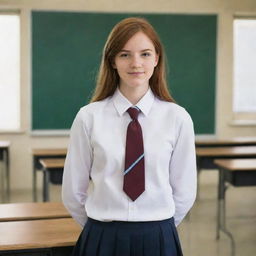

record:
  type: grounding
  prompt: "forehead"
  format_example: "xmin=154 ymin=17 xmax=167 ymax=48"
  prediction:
xmin=122 ymin=32 xmax=155 ymax=50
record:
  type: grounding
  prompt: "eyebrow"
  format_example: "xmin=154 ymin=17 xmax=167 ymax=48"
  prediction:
xmin=120 ymin=49 xmax=153 ymax=52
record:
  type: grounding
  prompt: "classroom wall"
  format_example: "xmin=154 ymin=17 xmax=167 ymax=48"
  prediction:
xmin=0 ymin=0 xmax=256 ymax=191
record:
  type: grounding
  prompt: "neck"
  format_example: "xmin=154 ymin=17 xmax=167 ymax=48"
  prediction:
xmin=119 ymin=86 xmax=149 ymax=105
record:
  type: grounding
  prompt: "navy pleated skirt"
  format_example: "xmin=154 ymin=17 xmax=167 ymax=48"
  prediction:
xmin=71 ymin=217 xmax=183 ymax=256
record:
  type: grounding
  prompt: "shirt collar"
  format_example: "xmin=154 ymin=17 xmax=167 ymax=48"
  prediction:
xmin=112 ymin=87 xmax=155 ymax=117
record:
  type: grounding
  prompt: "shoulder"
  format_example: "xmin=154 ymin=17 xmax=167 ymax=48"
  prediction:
xmin=77 ymin=97 xmax=112 ymax=120
xmin=154 ymin=97 xmax=193 ymax=124
xmin=154 ymin=98 xmax=195 ymax=139
xmin=70 ymin=97 xmax=112 ymax=131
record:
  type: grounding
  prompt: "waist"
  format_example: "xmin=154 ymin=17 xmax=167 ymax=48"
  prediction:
xmin=87 ymin=217 xmax=174 ymax=229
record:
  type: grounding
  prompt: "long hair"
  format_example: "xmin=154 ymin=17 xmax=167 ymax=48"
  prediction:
xmin=90 ymin=17 xmax=175 ymax=103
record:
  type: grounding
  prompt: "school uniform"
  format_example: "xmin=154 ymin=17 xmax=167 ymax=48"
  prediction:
xmin=62 ymin=88 xmax=197 ymax=256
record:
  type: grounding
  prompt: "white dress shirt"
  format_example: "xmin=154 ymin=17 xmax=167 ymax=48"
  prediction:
xmin=62 ymin=88 xmax=197 ymax=227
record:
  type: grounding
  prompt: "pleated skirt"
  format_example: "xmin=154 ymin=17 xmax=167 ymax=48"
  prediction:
xmin=71 ymin=217 xmax=183 ymax=256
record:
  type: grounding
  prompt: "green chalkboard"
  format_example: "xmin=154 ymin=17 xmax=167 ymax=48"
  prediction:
xmin=32 ymin=12 xmax=217 ymax=134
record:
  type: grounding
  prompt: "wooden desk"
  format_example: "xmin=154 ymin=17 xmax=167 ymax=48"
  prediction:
xmin=39 ymin=158 xmax=65 ymax=202
xmin=196 ymin=146 xmax=256 ymax=198
xmin=0 ymin=141 xmax=10 ymax=203
xmin=0 ymin=202 xmax=70 ymax=222
xmin=196 ymin=146 xmax=256 ymax=170
xmin=32 ymin=148 xmax=66 ymax=202
xmin=196 ymin=136 xmax=256 ymax=147
xmin=0 ymin=218 xmax=81 ymax=255
xmin=214 ymin=159 xmax=256 ymax=256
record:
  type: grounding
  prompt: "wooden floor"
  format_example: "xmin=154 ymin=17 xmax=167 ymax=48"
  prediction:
xmin=7 ymin=170 xmax=256 ymax=256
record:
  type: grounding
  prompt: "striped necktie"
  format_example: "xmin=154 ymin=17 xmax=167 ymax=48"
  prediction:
xmin=123 ymin=107 xmax=145 ymax=201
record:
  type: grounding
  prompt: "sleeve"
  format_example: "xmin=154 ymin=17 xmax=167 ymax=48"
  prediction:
xmin=62 ymin=109 xmax=92 ymax=227
xmin=169 ymin=110 xmax=197 ymax=226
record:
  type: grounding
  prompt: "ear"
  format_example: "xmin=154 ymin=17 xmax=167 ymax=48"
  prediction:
xmin=154 ymin=54 xmax=159 ymax=67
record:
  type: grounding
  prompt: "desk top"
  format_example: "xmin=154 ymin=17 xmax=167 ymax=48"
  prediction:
xmin=195 ymin=137 xmax=256 ymax=146
xmin=196 ymin=146 xmax=256 ymax=157
xmin=214 ymin=159 xmax=256 ymax=171
xmin=0 ymin=141 xmax=10 ymax=148
xmin=0 ymin=202 xmax=70 ymax=222
xmin=39 ymin=158 xmax=65 ymax=169
xmin=32 ymin=148 xmax=67 ymax=156
xmin=0 ymin=218 xmax=81 ymax=250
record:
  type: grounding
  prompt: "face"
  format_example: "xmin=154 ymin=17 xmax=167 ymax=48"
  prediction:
xmin=113 ymin=32 xmax=159 ymax=91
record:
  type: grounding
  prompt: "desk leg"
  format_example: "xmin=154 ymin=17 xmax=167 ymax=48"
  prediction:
xmin=217 ymin=168 xmax=235 ymax=256
xmin=33 ymin=158 xmax=37 ymax=202
xmin=216 ymin=168 xmax=222 ymax=240
xmin=43 ymin=168 xmax=50 ymax=202
xmin=0 ymin=160 xmax=4 ymax=202
xmin=5 ymin=148 xmax=10 ymax=202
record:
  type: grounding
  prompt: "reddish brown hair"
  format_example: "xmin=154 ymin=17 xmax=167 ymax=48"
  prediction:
xmin=90 ymin=17 xmax=175 ymax=103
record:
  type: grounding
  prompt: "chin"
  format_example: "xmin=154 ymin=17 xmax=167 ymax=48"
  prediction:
xmin=128 ymin=83 xmax=147 ymax=89
xmin=126 ymin=79 xmax=148 ymax=88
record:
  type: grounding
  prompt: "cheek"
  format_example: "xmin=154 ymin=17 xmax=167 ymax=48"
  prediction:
xmin=114 ymin=62 xmax=125 ymax=73
xmin=115 ymin=67 xmax=124 ymax=76
xmin=146 ymin=62 xmax=157 ymax=73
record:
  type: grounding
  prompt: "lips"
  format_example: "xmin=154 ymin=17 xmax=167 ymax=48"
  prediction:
xmin=128 ymin=72 xmax=144 ymax=75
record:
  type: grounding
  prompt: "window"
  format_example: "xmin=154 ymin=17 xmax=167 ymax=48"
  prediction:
xmin=0 ymin=13 xmax=20 ymax=131
xmin=233 ymin=19 xmax=256 ymax=115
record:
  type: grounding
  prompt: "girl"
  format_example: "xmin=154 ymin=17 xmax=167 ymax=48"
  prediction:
xmin=62 ymin=17 xmax=197 ymax=256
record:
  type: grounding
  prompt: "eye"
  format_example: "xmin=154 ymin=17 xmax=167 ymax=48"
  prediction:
xmin=119 ymin=53 xmax=129 ymax=58
xmin=142 ymin=52 xmax=151 ymax=57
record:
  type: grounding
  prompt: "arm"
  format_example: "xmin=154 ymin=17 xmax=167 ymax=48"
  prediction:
xmin=62 ymin=109 xmax=92 ymax=227
xmin=169 ymin=110 xmax=197 ymax=226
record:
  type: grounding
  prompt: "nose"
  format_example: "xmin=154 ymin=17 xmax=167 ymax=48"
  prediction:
xmin=130 ymin=54 xmax=142 ymax=68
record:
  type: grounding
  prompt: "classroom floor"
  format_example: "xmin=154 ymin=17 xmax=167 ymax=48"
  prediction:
xmin=9 ymin=170 xmax=256 ymax=256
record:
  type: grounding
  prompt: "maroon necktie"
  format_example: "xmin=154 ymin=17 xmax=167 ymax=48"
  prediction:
xmin=123 ymin=107 xmax=145 ymax=201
